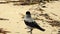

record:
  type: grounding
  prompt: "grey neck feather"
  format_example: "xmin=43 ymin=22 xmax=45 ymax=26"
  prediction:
xmin=26 ymin=14 xmax=31 ymax=18
xmin=24 ymin=14 xmax=34 ymax=22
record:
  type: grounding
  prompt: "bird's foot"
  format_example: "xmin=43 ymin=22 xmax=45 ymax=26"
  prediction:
xmin=25 ymin=27 xmax=29 ymax=29
xmin=27 ymin=31 xmax=31 ymax=33
xmin=25 ymin=27 xmax=31 ymax=29
xmin=25 ymin=28 xmax=27 ymax=29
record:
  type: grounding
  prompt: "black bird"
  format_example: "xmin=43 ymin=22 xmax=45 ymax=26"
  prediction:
xmin=24 ymin=11 xmax=45 ymax=33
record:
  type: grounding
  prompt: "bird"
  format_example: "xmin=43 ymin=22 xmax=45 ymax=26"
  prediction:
xmin=24 ymin=11 xmax=45 ymax=33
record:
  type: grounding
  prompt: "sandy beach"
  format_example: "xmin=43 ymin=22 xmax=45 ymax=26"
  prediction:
xmin=0 ymin=1 xmax=60 ymax=34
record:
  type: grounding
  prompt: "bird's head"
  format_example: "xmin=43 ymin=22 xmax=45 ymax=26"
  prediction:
xmin=26 ymin=11 xmax=31 ymax=15
xmin=26 ymin=11 xmax=31 ymax=18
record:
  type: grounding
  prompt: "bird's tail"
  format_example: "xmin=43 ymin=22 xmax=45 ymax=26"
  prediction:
xmin=38 ymin=27 xmax=45 ymax=31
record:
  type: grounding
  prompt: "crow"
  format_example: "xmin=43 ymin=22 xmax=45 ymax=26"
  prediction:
xmin=24 ymin=11 xmax=45 ymax=32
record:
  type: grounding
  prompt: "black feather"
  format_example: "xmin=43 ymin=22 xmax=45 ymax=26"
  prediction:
xmin=24 ymin=20 xmax=45 ymax=31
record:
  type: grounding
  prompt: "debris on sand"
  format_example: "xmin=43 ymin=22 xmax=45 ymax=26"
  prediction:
xmin=0 ymin=18 xmax=9 ymax=20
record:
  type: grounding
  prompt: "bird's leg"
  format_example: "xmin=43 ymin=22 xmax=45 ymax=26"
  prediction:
xmin=27 ymin=29 xmax=33 ymax=34
xmin=30 ymin=29 xmax=33 ymax=34
xmin=25 ymin=27 xmax=33 ymax=34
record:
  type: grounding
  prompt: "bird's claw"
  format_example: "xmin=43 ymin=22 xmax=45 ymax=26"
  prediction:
xmin=25 ymin=27 xmax=31 ymax=29
xmin=25 ymin=28 xmax=27 ymax=29
xmin=25 ymin=27 xmax=29 ymax=29
xmin=27 ymin=31 xmax=31 ymax=33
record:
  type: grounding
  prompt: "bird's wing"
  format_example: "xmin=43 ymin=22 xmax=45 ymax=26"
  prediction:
xmin=24 ymin=19 xmax=45 ymax=31
xmin=30 ymin=21 xmax=45 ymax=31
xmin=27 ymin=21 xmax=40 ymax=28
xmin=24 ymin=19 xmax=39 ymax=28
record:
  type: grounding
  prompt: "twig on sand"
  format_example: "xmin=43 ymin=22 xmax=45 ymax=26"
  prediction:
xmin=0 ymin=28 xmax=11 ymax=34
xmin=0 ymin=18 xmax=9 ymax=20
